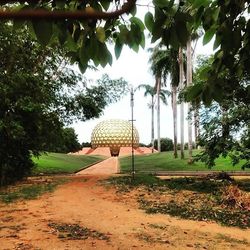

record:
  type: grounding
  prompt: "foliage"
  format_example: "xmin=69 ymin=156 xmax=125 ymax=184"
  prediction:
xmin=43 ymin=127 xmax=81 ymax=153
xmin=154 ymin=138 xmax=173 ymax=151
xmin=105 ymin=175 xmax=250 ymax=228
xmin=0 ymin=24 xmax=127 ymax=185
xmin=195 ymin=102 xmax=250 ymax=169
xmin=32 ymin=153 xmax=105 ymax=175
xmin=119 ymin=151 xmax=248 ymax=173
xmin=145 ymin=0 xmax=250 ymax=106
xmin=183 ymin=55 xmax=250 ymax=169
xmin=1 ymin=0 xmax=145 ymax=73
xmin=3 ymin=0 xmax=250 ymax=105
xmin=149 ymin=45 xmax=179 ymax=87
xmin=140 ymin=199 xmax=250 ymax=229
xmin=81 ymin=142 xmax=91 ymax=148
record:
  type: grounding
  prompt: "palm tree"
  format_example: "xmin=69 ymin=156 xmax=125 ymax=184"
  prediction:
xmin=149 ymin=45 xmax=180 ymax=157
xmin=149 ymin=46 xmax=171 ymax=152
xmin=179 ymin=47 xmax=185 ymax=159
xmin=186 ymin=37 xmax=193 ymax=162
xmin=168 ymin=49 xmax=179 ymax=158
xmin=136 ymin=84 xmax=170 ymax=153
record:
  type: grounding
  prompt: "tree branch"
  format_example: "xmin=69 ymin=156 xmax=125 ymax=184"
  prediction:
xmin=0 ymin=0 xmax=136 ymax=20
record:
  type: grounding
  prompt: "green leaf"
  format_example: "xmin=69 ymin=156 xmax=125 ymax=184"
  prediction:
xmin=153 ymin=0 xmax=169 ymax=8
xmin=144 ymin=12 xmax=154 ymax=32
xmin=201 ymin=84 xmax=212 ymax=106
xmin=130 ymin=17 xmax=145 ymax=30
xmin=199 ymin=67 xmax=209 ymax=80
xmin=131 ymin=43 xmax=139 ymax=53
xmin=99 ymin=43 xmax=112 ymax=67
xmin=65 ymin=33 xmax=78 ymax=52
xmin=213 ymin=34 xmax=221 ymax=50
xmin=203 ymin=28 xmax=216 ymax=45
xmin=212 ymin=7 xmax=220 ymax=22
xmin=151 ymin=23 xmax=163 ymax=43
xmin=96 ymin=27 xmax=106 ymax=43
xmin=130 ymin=5 xmax=137 ymax=16
xmin=89 ymin=35 xmax=99 ymax=61
xmin=186 ymin=84 xmax=203 ymax=101
xmin=32 ymin=20 xmax=53 ymax=46
xmin=140 ymin=33 xmax=145 ymax=48
xmin=78 ymin=61 xmax=87 ymax=74
xmin=118 ymin=25 xmax=129 ymax=44
xmin=115 ymin=39 xmax=123 ymax=59
xmin=79 ymin=39 xmax=90 ymax=66
xmin=100 ymin=0 xmax=110 ymax=10
xmin=130 ymin=23 xmax=142 ymax=44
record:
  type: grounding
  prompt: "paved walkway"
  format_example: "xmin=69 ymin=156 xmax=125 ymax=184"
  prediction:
xmin=75 ymin=157 xmax=119 ymax=175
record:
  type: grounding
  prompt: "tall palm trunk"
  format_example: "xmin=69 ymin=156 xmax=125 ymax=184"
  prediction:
xmin=172 ymin=85 xmax=178 ymax=158
xmin=156 ymin=76 xmax=161 ymax=152
xmin=151 ymin=95 xmax=155 ymax=153
xmin=194 ymin=103 xmax=200 ymax=149
xmin=186 ymin=37 xmax=193 ymax=163
xmin=179 ymin=47 xmax=185 ymax=159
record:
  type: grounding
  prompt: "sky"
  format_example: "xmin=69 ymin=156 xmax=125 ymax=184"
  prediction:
xmin=72 ymin=2 xmax=214 ymax=145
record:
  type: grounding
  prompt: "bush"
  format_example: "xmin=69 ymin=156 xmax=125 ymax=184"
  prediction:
xmin=154 ymin=138 xmax=173 ymax=152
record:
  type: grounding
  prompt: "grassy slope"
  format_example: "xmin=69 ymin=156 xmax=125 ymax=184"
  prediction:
xmin=32 ymin=153 xmax=105 ymax=174
xmin=119 ymin=151 xmax=248 ymax=173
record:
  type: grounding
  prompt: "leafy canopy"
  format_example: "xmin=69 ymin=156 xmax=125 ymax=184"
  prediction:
xmin=0 ymin=23 xmax=128 ymax=185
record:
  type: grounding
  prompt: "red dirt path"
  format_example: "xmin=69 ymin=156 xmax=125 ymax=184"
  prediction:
xmin=1 ymin=159 xmax=250 ymax=249
xmin=76 ymin=157 xmax=119 ymax=175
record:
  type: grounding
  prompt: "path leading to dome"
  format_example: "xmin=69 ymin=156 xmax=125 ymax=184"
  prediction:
xmin=76 ymin=157 xmax=119 ymax=175
xmin=1 ymin=176 xmax=250 ymax=250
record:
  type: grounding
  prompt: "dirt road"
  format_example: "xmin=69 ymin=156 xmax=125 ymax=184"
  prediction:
xmin=1 ymin=173 xmax=250 ymax=250
xmin=1 ymin=158 xmax=250 ymax=249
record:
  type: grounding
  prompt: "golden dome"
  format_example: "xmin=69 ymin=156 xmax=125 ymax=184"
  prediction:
xmin=91 ymin=119 xmax=139 ymax=156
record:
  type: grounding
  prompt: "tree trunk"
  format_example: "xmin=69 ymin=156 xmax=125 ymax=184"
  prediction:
xmin=194 ymin=104 xmax=200 ymax=149
xmin=151 ymin=95 xmax=155 ymax=153
xmin=186 ymin=37 xmax=193 ymax=163
xmin=156 ymin=76 xmax=161 ymax=152
xmin=172 ymin=85 xmax=178 ymax=158
xmin=179 ymin=47 xmax=185 ymax=159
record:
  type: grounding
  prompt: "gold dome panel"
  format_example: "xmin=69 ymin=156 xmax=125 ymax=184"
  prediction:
xmin=91 ymin=119 xmax=139 ymax=156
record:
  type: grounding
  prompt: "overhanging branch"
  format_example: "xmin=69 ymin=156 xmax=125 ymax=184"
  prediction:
xmin=0 ymin=0 xmax=136 ymax=20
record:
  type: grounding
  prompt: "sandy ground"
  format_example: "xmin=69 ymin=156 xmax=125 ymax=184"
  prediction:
xmin=1 ymin=159 xmax=250 ymax=250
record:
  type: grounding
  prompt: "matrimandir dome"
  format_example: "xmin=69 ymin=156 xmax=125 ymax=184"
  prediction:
xmin=91 ymin=119 xmax=139 ymax=156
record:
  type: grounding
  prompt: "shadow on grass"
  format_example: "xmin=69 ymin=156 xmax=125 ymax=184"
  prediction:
xmin=0 ymin=178 xmax=67 ymax=203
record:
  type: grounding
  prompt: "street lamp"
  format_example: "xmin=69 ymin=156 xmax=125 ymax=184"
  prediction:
xmin=130 ymin=86 xmax=135 ymax=180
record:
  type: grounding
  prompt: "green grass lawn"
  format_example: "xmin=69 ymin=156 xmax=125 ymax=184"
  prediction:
xmin=32 ymin=153 xmax=106 ymax=175
xmin=119 ymin=151 xmax=248 ymax=173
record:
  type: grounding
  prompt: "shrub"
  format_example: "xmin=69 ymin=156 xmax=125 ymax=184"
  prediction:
xmin=154 ymin=138 xmax=173 ymax=152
